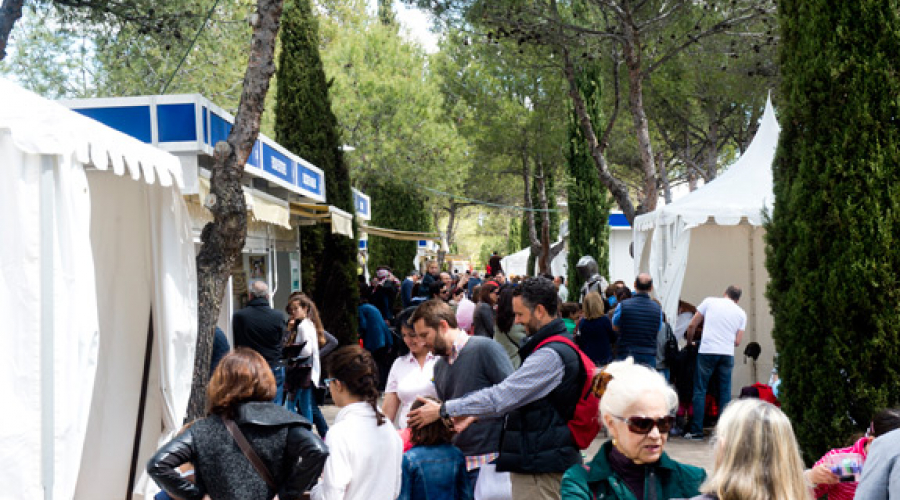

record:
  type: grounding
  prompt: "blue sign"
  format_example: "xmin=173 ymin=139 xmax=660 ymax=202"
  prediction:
xmin=297 ymin=163 xmax=323 ymax=197
xmin=353 ymin=190 xmax=370 ymax=218
xmin=418 ymin=240 xmax=428 ymax=248
xmin=609 ymin=213 xmax=630 ymax=228
xmin=262 ymin=144 xmax=294 ymax=184
xmin=359 ymin=240 xmax=368 ymax=250
xmin=209 ymin=111 xmax=232 ymax=148
xmin=74 ymin=106 xmax=153 ymax=143
xmin=157 ymin=103 xmax=197 ymax=142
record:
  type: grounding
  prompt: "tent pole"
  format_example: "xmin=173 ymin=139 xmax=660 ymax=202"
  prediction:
xmin=40 ymin=155 xmax=56 ymax=500
xmin=126 ymin=312 xmax=154 ymax=500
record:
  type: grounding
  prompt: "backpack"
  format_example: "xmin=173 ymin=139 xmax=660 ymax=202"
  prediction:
xmin=535 ymin=335 xmax=601 ymax=449
xmin=664 ymin=324 xmax=680 ymax=366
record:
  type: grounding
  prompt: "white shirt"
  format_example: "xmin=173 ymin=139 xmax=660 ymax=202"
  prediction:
xmin=558 ymin=283 xmax=569 ymax=303
xmin=310 ymin=402 xmax=403 ymax=500
xmin=696 ymin=297 xmax=747 ymax=356
xmin=385 ymin=352 xmax=437 ymax=429
xmin=296 ymin=318 xmax=321 ymax=387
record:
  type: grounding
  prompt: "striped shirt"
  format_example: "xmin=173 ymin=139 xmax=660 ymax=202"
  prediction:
xmin=812 ymin=437 xmax=869 ymax=500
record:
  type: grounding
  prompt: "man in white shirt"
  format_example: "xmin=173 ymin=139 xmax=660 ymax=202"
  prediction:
xmin=683 ymin=285 xmax=747 ymax=440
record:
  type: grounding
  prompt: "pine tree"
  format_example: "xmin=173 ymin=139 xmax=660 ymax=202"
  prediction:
xmin=275 ymin=0 xmax=358 ymax=344
xmin=566 ymin=62 xmax=610 ymax=296
xmin=766 ymin=0 xmax=900 ymax=461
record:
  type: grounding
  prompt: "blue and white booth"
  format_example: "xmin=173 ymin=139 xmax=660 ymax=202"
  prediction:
xmin=63 ymin=94 xmax=335 ymax=319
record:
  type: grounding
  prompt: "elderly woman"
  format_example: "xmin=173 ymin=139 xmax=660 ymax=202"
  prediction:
xmin=147 ymin=348 xmax=328 ymax=500
xmin=687 ymin=399 xmax=810 ymax=500
xmin=561 ymin=359 xmax=706 ymax=499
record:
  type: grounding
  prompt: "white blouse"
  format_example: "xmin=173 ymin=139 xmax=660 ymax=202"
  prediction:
xmin=310 ymin=402 xmax=402 ymax=500
xmin=295 ymin=318 xmax=320 ymax=387
xmin=385 ymin=352 xmax=437 ymax=429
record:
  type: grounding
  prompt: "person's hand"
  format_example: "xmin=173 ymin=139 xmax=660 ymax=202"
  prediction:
xmin=807 ymin=464 xmax=839 ymax=485
xmin=451 ymin=416 xmax=476 ymax=433
xmin=407 ymin=397 xmax=442 ymax=429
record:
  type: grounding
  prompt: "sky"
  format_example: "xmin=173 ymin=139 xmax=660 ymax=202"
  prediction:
xmin=391 ymin=1 xmax=441 ymax=53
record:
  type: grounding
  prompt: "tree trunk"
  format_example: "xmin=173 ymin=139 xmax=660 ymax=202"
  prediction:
xmin=562 ymin=48 xmax=636 ymax=223
xmin=704 ymin=109 xmax=719 ymax=181
xmin=186 ymin=0 xmax=284 ymax=421
xmin=620 ymin=18 xmax=658 ymax=215
xmin=0 ymin=0 xmax=24 ymax=61
xmin=537 ymin=163 xmax=551 ymax=274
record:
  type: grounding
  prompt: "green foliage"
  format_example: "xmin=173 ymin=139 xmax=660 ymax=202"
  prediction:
xmin=766 ymin=0 xmax=900 ymax=463
xmin=364 ymin=177 xmax=432 ymax=274
xmin=275 ymin=0 xmax=358 ymax=344
xmin=567 ymin=62 xmax=610 ymax=294
xmin=506 ymin=216 xmax=521 ymax=255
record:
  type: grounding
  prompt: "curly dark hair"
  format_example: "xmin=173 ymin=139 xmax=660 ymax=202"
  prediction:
xmin=327 ymin=345 xmax=386 ymax=425
xmin=513 ymin=276 xmax=559 ymax=317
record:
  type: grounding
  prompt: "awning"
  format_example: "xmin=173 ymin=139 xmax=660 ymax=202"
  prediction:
xmin=359 ymin=223 xmax=441 ymax=242
xmin=290 ymin=202 xmax=354 ymax=238
xmin=197 ymin=177 xmax=291 ymax=229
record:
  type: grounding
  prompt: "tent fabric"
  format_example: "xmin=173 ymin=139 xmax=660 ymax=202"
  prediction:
xmin=0 ymin=78 xmax=183 ymax=189
xmin=500 ymin=245 xmax=567 ymax=278
xmin=0 ymin=79 xmax=196 ymax=499
xmin=633 ymin=97 xmax=781 ymax=325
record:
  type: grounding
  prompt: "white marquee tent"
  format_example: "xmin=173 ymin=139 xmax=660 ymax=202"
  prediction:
xmin=633 ymin=97 xmax=780 ymax=388
xmin=0 ymin=78 xmax=197 ymax=499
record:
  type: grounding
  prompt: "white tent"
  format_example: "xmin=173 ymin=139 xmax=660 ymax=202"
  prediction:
xmin=500 ymin=246 xmax=568 ymax=278
xmin=633 ymin=97 xmax=780 ymax=388
xmin=0 ymin=78 xmax=197 ymax=499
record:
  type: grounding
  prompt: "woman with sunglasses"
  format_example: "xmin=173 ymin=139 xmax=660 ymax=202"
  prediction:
xmin=561 ymin=358 xmax=706 ymax=499
xmin=383 ymin=307 xmax=438 ymax=430
xmin=310 ymin=345 xmax=402 ymax=500
xmin=686 ymin=398 xmax=809 ymax=500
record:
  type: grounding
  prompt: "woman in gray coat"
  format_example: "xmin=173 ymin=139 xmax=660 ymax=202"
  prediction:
xmin=147 ymin=348 xmax=329 ymax=500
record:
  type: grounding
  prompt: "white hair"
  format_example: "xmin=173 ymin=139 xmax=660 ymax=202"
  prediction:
xmin=599 ymin=358 xmax=678 ymax=419
xmin=250 ymin=280 xmax=269 ymax=298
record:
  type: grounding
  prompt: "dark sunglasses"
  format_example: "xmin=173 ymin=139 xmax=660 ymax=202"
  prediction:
xmin=612 ymin=415 xmax=675 ymax=434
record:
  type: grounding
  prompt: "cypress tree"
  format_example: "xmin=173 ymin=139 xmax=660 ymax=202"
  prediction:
xmin=365 ymin=178 xmax=431 ymax=275
xmin=566 ymin=62 xmax=611 ymax=295
xmin=766 ymin=0 xmax=900 ymax=461
xmin=275 ymin=0 xmax=358 ymax=344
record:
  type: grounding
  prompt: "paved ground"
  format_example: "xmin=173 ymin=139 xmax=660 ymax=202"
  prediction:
xmin=319 ymin=404 xmax=715 ymax=472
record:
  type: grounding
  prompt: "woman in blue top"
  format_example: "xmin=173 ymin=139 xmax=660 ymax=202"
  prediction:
xmin=399 ymin=397 xmax=472 ymax=500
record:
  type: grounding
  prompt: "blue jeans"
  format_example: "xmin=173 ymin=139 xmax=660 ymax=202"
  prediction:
xmin=689 ymin=354 xmax=734 ymax=435
xmin=311 ymin=398 xmax=329 ymax=437
xmin=272 ymin=365 xmax=285 ymax=405
xmin=616 ymin=351 xmax=657 ymax=369
xmin=286 ymin=387 xmax=314 ymax=420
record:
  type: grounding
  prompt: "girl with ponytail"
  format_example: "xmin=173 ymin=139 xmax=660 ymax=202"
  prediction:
xmin=310 ymin=346 xmax=402 ymax=500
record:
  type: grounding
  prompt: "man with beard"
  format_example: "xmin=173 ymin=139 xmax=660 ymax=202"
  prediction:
xmin=409 ymin=277 xmax=585 ymax=500
xmin=406 ymin=299 xmax=513 ymax=493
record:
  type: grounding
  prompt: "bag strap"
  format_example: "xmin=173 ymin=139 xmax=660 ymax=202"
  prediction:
xmin=223 ymin=418 xmax=278 ymax=491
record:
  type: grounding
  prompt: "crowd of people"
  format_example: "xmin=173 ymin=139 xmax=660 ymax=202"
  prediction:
xmin=144 ymin=261 xmax=900 ymax=500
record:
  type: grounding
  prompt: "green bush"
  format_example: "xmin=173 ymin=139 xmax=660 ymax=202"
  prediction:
xmin=766 ymin=0 xmax=900 ymax=462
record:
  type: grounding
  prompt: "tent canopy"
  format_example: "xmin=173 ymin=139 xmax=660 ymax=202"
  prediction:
xmin=0 ymin=77 xmax=197 ymax=500
xmin=633 ymin=97 xmax=780 ymax=387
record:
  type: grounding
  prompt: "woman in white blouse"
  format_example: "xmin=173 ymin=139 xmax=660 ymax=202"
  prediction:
xmin=285 ymin=295 xmax=322 ymax=423
xmin=383 ymin=306 xmax=437 ymax=429
xmin=311 ymin=345 xmax=403 ymax=500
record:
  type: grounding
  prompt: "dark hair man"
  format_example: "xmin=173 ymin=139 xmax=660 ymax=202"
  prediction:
xmin=409 ymin=277 xmax=586 ymax=500
xmin=406 ymin=299 xmax=513 ymax=492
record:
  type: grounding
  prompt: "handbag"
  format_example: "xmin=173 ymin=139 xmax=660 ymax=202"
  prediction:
xmin=283 ymin=341 xmax=313 ymax=391
xmin=222 ymin=418 xmax=278 ymax=491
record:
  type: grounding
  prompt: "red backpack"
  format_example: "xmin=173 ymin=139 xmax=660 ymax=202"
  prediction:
xmin=535 ymin=335 xmax=601 ymax=449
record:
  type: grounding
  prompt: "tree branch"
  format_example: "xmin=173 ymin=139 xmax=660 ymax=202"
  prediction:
xmin=0 ymin=0 xmax=24 ymax=61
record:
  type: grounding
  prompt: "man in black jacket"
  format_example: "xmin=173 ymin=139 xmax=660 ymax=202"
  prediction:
xmin=409 ymin=277 xmax=585 ymax=500
xmin=232 ymin=280 xmax=286 ymax=403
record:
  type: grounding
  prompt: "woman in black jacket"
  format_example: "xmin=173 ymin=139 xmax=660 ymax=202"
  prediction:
xmin=147 ymin=348 xmax=329 ymax=500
